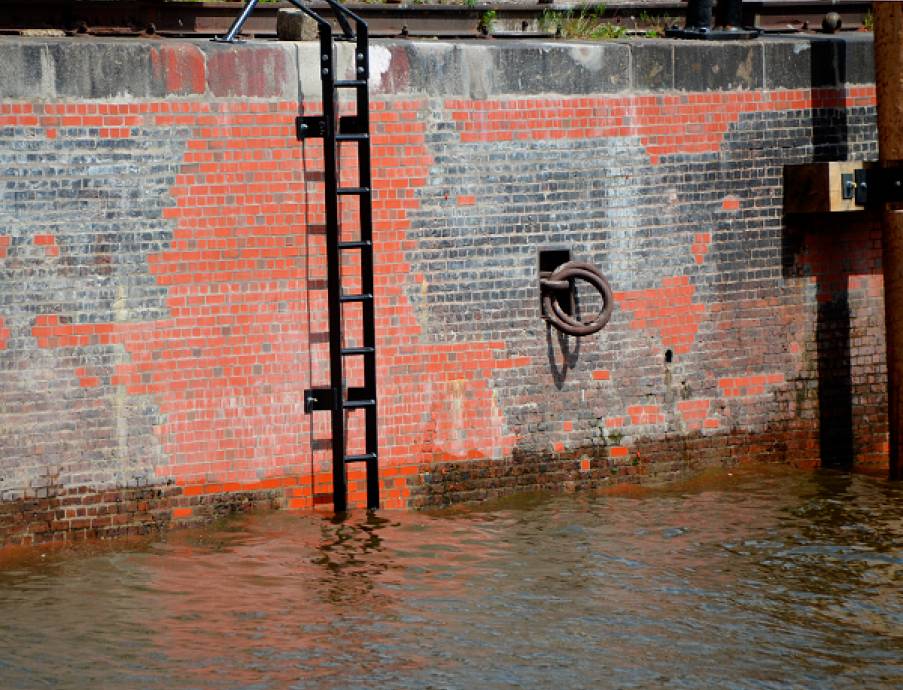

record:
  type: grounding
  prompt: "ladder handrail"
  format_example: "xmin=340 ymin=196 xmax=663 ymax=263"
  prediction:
xmin=319 ymin=0 xmax=369 ymax=27
xmin=298 ymin=0 xmax=354 ymax=39
xmin=215 ymin=0 xmax=367 ymax=43
xmin=286 ymin=0 xmax=335 ymax=30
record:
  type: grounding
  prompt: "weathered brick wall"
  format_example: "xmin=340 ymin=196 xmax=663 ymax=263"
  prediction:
xmin=0 ymin=35 xmax=885 ymax=543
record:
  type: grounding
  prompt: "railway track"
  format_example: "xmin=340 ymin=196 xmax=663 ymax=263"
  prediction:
xmin=0 ymin=1 xmax=872 ymax=39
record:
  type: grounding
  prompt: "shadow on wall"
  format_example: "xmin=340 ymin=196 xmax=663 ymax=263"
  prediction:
xmin=782 ymin=203 xmax=882 ymax=471
xmin=810 ymin=38 xmax=849 ymax=164
xmin=816 ymin=280 xmax=854 ymax=468
xmin=779 ymin=38 xmax=861 ymax=470
xmin=783 ymin=214 xmax=851 ymax=471
xmin=546 ymin=325 xmax=579 ymax=390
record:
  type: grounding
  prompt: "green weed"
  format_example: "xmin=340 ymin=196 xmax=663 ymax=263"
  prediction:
xmin=538 ymin=5 xmax=628 ymax=41
xmin=479 ymin=9 xmax=496 ymax=34
xmin=863 ymin=10 xmax=874 ymax=32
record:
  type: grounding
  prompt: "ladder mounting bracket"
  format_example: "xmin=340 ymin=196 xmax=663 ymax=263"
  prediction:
xmin=304 ymin=387 xmax=335 ymax=413
xmin=297 ymin=116 xmax=326 ymax=140
xmin=782 ymin=161 xmax=903 ymax=214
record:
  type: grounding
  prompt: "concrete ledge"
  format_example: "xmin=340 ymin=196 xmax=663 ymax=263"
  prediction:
xmin=0 ymin=38 xmax=299 ymax=100
xmin=763 ymin=34 xmax=875 ymax=89
xmin=0 ymin=34 xmax=875 ymax=101
xmin=368 ymin=35 xmax=874 ymax=98
xmin=203 ymin=41 xmax=298 ymax=98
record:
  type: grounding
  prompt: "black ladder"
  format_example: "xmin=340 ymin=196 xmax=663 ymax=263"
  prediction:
xmin=217 ymin=0 xmax=379 ymax=512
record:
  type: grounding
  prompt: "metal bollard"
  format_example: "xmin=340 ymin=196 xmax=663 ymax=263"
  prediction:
xmin=666 ymin=0 xmax=758 ymax=40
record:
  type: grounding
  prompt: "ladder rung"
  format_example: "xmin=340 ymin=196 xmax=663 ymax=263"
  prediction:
xmin=344 ymin=452 xmax=377 ymax=464
xmin=343 ymin=399 xmax=376 ymax=409
xmin=337 ymin=187 xmax=370 ymax=196
xmin=338 ymin=240 xmax=372 ymax=250
xmin=341 ymin=346 xmax=375 ymax=356
xmin=336 ymin=133 xmax=369 ymax=142
xmin=340 ymin=293 xmax=373 ymax=303
xmin=335 ymin=79 xmax=367 ymax=88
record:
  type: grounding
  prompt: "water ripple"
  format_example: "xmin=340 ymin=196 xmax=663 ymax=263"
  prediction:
xmin=0 ymin=466 xmax=900 ymax=689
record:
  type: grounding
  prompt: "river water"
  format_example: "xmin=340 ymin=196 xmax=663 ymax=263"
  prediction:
xmin=0 ymin=466 xmax=900 ymax=690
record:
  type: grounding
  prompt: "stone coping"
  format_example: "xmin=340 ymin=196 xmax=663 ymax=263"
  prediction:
xmin=0 ymin=33 xmax=874 ymax=100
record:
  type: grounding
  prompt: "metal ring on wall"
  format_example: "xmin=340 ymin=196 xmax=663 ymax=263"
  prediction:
xmin=540 ymin=261 xmax=614 ymax=337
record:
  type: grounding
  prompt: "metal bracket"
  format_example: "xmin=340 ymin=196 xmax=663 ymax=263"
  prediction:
xmin=538 ymin=248 xmax=572 ymax=321
xmin=355 ymin=48 xmax=369 ymax=80
xmin=841 ymin=173 xmax=856 ymax=200
xmin=297 ymin=116 xmax=326 ymax=140
xmin=855 ymin=168 xmax=870 ymax=206
xmin=304 ymin=387 xmax=334 ymax=413
xmin=304 ymin=387 xmax=372 ymax=413
xmin=885 ymin=168 xmax=903 ymax=202
xmin=848 ymin=167 xmax=903 ymax=207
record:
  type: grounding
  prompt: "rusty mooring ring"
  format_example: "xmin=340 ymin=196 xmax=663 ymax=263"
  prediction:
xmin=540 ymin=261 xmax=614 ymax=337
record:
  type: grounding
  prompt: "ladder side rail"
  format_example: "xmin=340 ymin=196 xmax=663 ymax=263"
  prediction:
xmin=316 ymin=22 xmax=350 ymax=513
xmin=352 ymin=24 xmax=379 ymax=510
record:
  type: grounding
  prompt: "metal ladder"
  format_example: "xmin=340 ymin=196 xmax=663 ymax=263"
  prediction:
xmin=217 ymin=1 xmax=379 ymax=512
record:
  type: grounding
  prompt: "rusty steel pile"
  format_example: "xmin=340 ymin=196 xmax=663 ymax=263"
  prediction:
xmin=0 ymin=0 xmax=875 ymax=39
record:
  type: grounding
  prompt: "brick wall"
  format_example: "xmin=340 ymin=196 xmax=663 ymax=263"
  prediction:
xmin=0 ymin=35 xmax=886 ymax=543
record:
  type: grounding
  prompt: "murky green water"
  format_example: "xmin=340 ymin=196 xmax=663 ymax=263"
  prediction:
xmin=0 ymin=467 xmax=900 ymax=689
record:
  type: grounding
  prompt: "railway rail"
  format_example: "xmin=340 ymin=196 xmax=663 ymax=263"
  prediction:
xmin=0 ymin=0 xmax=872 ymax=39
